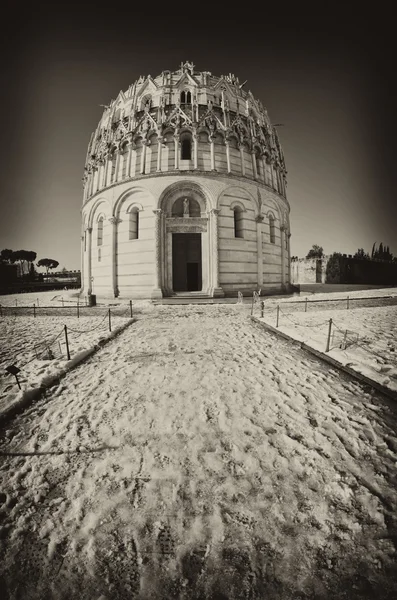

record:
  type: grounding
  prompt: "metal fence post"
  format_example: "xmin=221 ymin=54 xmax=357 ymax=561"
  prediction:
xmin=261 ymin=301 xmax=264 ymax=318
xmin=64 ymin=325 xmax=71 ymax=360
xmin=305 ymin=298 xmax=308 ymax=312
xmin=347 ymin=296 xmax=349 ymax=310
xmin=129 ymin=300 xmax=133 ymax=318
xmin=108 ymin=308 xmax=112 ymax=332
xmin=33 ymin=304 xmax=36 ymax=318
xmin=276 ymin=305 xmax=280 ymax=328
xmin=325 ymin=318 xmax=333 ymax=352
xmin=251 ymin=293 xmax=255 ymax=316
xmin=37 ymin=298 xmax=39 ymax=307
xmin=77 ymin=299 xmax=80 ymax=319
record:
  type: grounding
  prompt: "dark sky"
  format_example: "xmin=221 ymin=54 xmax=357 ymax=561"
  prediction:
xmin=1 ymin=4 xmax=395 ymax=270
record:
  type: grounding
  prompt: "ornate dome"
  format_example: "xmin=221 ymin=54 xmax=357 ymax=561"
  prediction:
xmin=83 ymin=61 xmax=286 ymax=199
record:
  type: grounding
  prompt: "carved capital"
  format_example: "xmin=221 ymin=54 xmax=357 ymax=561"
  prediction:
xmin=208 ymin=208 xmax=221 ymax=216
xmin=153 ymin=209 xmax=162 ymax=216
xmin=108 ymin=217 xmax=121 ymax=225
xmin=255 ymin=215 xmax=264 ymax=223
xmin=86 ymin=227 xmax=93 ymax=234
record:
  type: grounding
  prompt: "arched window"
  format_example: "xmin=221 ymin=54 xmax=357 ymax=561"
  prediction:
xmin=269 ymin=214 xmax=275 ymax=243
xmin=180 ymin=132 xmax=192 ymax=160
xmin=97 ymin=217 xmax=104 ymax=246
xmin=180 ymin=90 xmax=191 ymax=104
xmin=129 ymin=209 xmax=139 ymax=240
xmin=233 ymin=207 xmax=244 ymax=238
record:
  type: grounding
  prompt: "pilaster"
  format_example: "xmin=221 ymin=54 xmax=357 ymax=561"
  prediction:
xmin=280 ymin=224 xmax=286 ymax=288
xmin=208 ymin=208 xmax=224 ymax=297
xmin=256 ymin=215 xmax=264 ymax=286
xmin=152 ymin=209 xmax=163 ymax=298
xmin=86 ymin=227 xmax=93 ymax=295
xmin=108 ymin=217 xmax=121 ymax=297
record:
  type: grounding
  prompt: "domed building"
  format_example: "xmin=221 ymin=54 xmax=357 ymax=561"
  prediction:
xmin=81 ymin=62 xmax=291 ymax=299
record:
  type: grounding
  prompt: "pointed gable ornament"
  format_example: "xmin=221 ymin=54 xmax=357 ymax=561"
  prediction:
xmin=181 ymin=61 xmax=195 ymax=75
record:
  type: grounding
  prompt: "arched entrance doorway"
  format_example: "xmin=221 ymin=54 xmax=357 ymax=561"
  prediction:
xmin=154 ymin=180 xmax=223 ymax=298
xmin=171 ymin=197 xmax=202 ymax=292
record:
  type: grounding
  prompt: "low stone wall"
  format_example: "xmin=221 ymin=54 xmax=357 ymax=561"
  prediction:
xmin=292 ymin=255 xmax=397 ymax=285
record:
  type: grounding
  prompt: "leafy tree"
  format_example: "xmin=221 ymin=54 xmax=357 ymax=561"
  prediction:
xmin=325 ymin=252 xmax=342 ymax=283
xmin=371 ymin=242 xmax=376 ymax=258
xmin=37 ymin=258 xmax=59 ymax=276
xmin=306 ymin=244 xmax=324 ymax=259
xmin=353 ymin=248 xmax=370 ymax=260
xmin=0 ymin=249 xmax=15 ymax=263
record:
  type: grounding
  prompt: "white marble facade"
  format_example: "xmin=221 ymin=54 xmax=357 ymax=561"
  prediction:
xmin=81 ymin=62 xmax=291 ymax=298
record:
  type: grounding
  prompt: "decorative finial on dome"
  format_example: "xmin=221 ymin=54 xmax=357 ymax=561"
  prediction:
xmin=181 ymin=61 xmax=195 ymax=74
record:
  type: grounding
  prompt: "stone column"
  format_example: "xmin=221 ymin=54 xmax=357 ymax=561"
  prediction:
xmin=115 ymin=152 xmax=121 ymax=182
xmin=152 ymin=209 xmax=163 ymax=298
xmin=287 ymin=232 xmax=291 ymax=285
xmin=251 ymin=151 xmax=258 ymax=179
xmin=256 ymin=215 xmax=264 ymax=287
xmin=86 ymin=227 xmax=93 ymax=295
xmin=174 ymin=135 xmax=179 ymax=170
xmin=280 ymin=225 xmax=286 ymax=289
xmin=106 ymin=156 xmax=112 ymax=186
xmin=128 ymin=144 xmax=134 ymax=177
xmin=98 ymin=162 xmax=105 ymax=189
xmin=225 ymin=140 xmax=231 ymax=173
xmin=270 ymin=161 xmax=275 ymax=190
xmin=210 ymin=136 xmax=215 ymax=170
xmin=108 ymin=217 xmax=121 ymax=297
xmin=239 ymin=144 xmax=245 ymax=176
xmin=261 ymin=157 xmax=267 ymax=184
xmin=92 ymin=168 xmax=98 ymax=194
xmin=157 ymin=136 xmax=163 ymax=171
xmin=140 ymin=141 xmax=147 ymax=174
xmin=208 ymin=208 xmax=224 ymax=297
xmin=193 ymin=132 xmax=198 ymax=169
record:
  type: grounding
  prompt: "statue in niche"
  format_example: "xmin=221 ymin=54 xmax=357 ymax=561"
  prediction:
xmin=183 ymin=198 xmax=189 ymax=217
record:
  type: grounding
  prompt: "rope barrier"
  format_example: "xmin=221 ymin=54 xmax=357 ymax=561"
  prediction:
xmin=1 ymin=303 xmax=133 ymax=390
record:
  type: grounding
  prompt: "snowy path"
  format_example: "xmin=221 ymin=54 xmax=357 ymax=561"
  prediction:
xmin=0 ymin=305 xmax=397 ymax=599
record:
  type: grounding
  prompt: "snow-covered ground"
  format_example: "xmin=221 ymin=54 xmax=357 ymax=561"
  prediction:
xmin=265 ymin=286 xmax=397 ymax=305
xmin=257 ymin=302 xmax=397 ymax=395
xmin=0 ymin=303 xmax=397 ymax=599
xmin=0 ymin=292 xmax=133 ymax=418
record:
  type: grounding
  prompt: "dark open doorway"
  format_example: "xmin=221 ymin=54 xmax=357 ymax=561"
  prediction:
xmin=172 ymin=233 xmax=202 ymax=292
